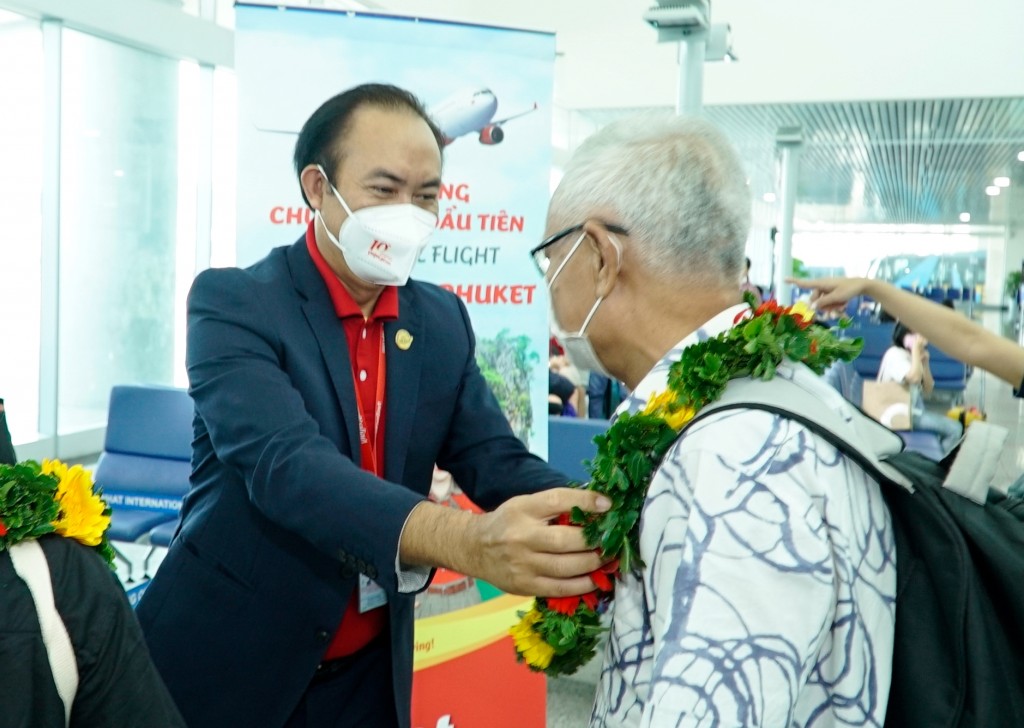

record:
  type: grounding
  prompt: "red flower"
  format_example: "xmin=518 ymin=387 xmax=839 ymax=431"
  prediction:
xmin=755 ymin=300 xmax=783 ymax=318
xmin=547 ymin=595 xmax=581 ymax=615
xmin=589 ymin=558 xmax=620 ymax=592
xmin=810 ymin=340 xmax=819 ymax=354
xmin=733 ymin=309 xmax=749 ymax=325
xmin=791 ymin=313 xmax=814 ymax=330
xmin=548 ymin=589 xmax=603 ymax=615
xmin=0 ymin=519 xmax=6 ymax=537
xmin=590 ymin=570 xmax=613 ymax=591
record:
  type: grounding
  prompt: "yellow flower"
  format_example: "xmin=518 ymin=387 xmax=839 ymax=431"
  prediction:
xmin=663 ymin=405 xmax=696 ymax=430
xmin=788 ymin=300 xmax=815 ymax=324
xmin=643 ymin=390 xmax=695 ymax=431
xmin=510 ymin=605 xmax=556 ymax=670
xmin=43 ymin=459 xmax=110 ymax=547
xmin=642 ymin=390 xmax=675 ymax=416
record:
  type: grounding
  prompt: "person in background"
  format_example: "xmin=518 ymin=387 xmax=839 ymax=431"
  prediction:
xmin=796 ymin=276 xmax=1024 ymax=395
xmin=740 ymin=256 xmax=763 ymax=304
xmin=877 ymin=321 xmax=963 ymax=454
xmin=536 ymin=112 xmax=894 ymax=726
xmin=549 ymin=368 xmax=578 ymax=416
xmin=549 ymin=336 xmax=585 ymax=415
xmin=137 ymin=83 xmax=608 ymax=728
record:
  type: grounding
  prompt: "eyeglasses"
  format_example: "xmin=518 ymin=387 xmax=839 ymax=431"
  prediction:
xmin=529 ymin=222 xmax=629 ymax=278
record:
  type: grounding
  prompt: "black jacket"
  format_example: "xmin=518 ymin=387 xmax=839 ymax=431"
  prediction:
xmin=0 ymin=535 xmax=184 ymax=727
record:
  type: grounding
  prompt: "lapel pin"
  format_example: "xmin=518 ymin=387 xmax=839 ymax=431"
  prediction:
xmin=396 ymin=329 xmax=414 ymax=351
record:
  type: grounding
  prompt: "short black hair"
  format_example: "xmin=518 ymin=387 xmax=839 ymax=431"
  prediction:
xmin=892 ymin=321 xmax=913 ymax=348
xmin=293 ymin=83 xmax=445 ymax=207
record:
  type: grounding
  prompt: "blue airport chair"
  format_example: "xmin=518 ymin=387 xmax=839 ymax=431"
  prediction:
xmin=149 ymin=518 xmax=179 ymax=548
xmin=548 ymin=416 xmax=611 ymax=484
xmin=846 ymin=321 xmax=894 ymax=380
xmin=93 ymin=385 xmax=193 ymax=580
xmin=928 ymin=346 xmax=968 ymax=402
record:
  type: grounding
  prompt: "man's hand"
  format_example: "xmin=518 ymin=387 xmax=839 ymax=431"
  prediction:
xmin=400 ymin=488 xmax=611 ymax=597
xmin=463 ymin=488 xmax=611 ymax=597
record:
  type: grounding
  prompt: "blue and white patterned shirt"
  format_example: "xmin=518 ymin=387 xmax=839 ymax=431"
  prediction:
xmin=592 ymin=305 xmax=896 ymax=727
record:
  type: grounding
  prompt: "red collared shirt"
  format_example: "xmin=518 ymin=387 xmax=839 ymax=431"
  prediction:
xmin=306 ymin=221 xmax=398 ymax=660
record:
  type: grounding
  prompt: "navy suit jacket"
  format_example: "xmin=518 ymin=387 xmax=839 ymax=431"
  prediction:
xmin=137 ymin=239 xmax=565 ymax=728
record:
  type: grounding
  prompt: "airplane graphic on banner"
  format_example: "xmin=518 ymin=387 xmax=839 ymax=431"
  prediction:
xmin=428 ymin=88 xmax=538 ymax=146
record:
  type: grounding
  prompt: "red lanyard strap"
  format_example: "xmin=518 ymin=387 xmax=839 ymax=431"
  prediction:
xmin=353 ymin=330 xmax=386 ymax=478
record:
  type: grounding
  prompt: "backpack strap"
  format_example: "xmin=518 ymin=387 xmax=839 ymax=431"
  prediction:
xmin=9 ymin=540 xmax=79 ymax=726
xmin=691 ymin=374 xmax=914 ymax=491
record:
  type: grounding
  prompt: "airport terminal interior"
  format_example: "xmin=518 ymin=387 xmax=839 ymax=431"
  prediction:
xmin=2 ymin=0 xmax=1023 ymax=726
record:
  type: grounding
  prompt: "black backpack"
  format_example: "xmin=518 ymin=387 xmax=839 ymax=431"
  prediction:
xmin=695 ymin=376 xmax=1024 ymax=728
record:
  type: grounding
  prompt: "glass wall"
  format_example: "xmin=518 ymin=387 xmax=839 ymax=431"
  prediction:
xmin=0 ymin=2 xmax=221 ymax=458
xmin=57 ymin=30 xmax=184 ymax=433
xmin=0 ymin=10 xmax=44 ymax=443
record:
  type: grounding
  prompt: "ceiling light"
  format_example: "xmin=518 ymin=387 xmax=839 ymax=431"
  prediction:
xmin=986 ymin=185 xmax=1001 ymax=196
xmin=762 ymin=192 xmax=776 ymax=203
xmin=959 ymin=212 xmax=971 ymax=223
xmin=995 ymin=176 xmax=1011 ymax=187
xmin=1018 ymin=151 xmax=1024 ymax=162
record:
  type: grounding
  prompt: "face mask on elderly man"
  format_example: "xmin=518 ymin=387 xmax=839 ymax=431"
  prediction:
xmin=547 ymin=230 xmax=622 ymax=378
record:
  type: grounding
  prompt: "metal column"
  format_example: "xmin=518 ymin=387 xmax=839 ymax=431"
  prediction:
xmin=676 ymin=31 xmax=706 ymax=115
xmin=774 ymin=128 xmax=803 ymax=305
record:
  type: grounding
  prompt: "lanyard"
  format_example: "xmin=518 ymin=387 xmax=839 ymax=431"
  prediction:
xmin=353 ymin=328 xmax=386 ymax=478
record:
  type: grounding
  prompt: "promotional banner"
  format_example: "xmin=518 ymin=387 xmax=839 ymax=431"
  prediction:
xmin=410 ymin=594 xmax=546 ymax=728
xmin=235 ymin=5 xmax=555 ymax=725
xmin=235 ymin=3 xmax=554 ymax=457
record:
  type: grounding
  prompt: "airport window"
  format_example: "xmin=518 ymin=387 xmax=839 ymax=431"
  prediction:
xmin=56 ymin=30 xmax=185 ymax=433
xmin=0 ymin=10 xmax=44 ymax=444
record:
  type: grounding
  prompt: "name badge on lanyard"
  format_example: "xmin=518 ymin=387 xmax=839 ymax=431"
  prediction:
xmin=355 ymin=330 xmax=388 ymax=613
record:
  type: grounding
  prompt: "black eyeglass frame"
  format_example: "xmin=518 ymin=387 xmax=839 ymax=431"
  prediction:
xmin=529 ymin=221 xmax=629 ymax=276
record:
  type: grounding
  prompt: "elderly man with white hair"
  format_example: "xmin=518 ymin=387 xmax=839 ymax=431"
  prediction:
xmin=534 ymin=115 xmax=896 ymax=727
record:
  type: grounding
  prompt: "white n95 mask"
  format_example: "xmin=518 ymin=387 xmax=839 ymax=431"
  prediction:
xmin=547 ymin=231 xmax=621 ymax=378
xmin=316 ymin=165 xmax=436 ymax=286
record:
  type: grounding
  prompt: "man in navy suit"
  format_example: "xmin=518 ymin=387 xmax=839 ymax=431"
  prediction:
xmin=137 ymin=84 xmax=607 ymax=728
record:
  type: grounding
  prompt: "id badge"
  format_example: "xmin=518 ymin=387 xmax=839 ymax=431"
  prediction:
xmin=358 ymin=575 xmax=387 ymax=613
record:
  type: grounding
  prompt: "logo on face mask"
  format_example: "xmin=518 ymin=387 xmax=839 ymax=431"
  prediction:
xmin=368 ymin=239 xmax=393 ymax=264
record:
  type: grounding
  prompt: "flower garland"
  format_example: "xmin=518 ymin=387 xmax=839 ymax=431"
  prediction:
xmin=0 ymin=459 xmax=115 ymax=567
xmin=511 ymin=299 xmax=863 ymax=675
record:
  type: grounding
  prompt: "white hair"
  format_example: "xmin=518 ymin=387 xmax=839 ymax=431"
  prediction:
xmin=550 ymin=112 xmax=751 ymax=286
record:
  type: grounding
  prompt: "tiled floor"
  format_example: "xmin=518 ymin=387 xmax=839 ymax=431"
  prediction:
xmin=547 ymin=675 xmax=596 ymax=728
xmin=546 ymin=643 xmax=603 ymax=727
xmin=545 ymin=304 xmax=1024 ymax=726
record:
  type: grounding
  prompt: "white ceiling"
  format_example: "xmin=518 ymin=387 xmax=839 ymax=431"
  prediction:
xmin=582 ymin=98 xmax=1024 ymax=226
xmin=372 ymin=0 xmax=1024 ymax=226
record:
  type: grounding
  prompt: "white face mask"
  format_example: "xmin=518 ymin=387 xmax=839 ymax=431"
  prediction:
xmin=315 ymin=165 xmax=437 ymax=286
xmin=547 ymin=231 xmax=621 ymax=377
